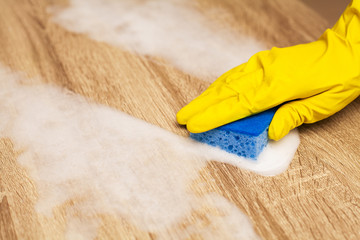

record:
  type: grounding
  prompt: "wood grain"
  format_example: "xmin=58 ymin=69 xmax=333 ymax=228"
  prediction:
xmin=0 ymin=0 xmax=359 ymax=239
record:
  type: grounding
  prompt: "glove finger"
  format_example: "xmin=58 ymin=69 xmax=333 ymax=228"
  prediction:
xmin=177 ymin=63 xmax=250 ymax=125
xmin=186 ymin=96 xmax=253 ymax=133
xmin=268 ymin=87 xmax=359 ymax=141
xmin=268 ymin=101 xmax=307 ymax=141
xmin=215 ymin=51 xmax=268 ymax=85
xmin=212 ymin=62 xmax=248 ymax=84
xmin=176 ymin=85 xmax=238 ymax=125
xmin=184 ymin=68 xmax=277 ymax=133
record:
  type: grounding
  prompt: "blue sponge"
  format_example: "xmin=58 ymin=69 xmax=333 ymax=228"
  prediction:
xmin=190 ymin=108 xmax=277 ymax=159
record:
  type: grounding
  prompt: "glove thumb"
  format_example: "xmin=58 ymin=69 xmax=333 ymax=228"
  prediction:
xmin=268 ymin=101 xmax=310 ymax=141
xmin=269 ymin=85 xmax=360 ymax=141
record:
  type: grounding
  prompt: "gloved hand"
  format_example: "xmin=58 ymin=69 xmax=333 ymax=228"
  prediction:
xmin=177 ymin=0 xmax=360 ymax=141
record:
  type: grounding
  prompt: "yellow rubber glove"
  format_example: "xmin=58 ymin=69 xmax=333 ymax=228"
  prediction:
xmin=177 ymin=0 xmax=360 ymax=141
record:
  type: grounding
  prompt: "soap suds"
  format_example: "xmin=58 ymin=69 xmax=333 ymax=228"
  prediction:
xmin=0 ymin=66 xmax=267 ymax=239
xmin=48 ymin=0 xmax=265 ymax=79
xmin=45 ymin=0 xmax=300 ymax=174
xmin=180 ymin=194 xmax=262 ymax=240
xmin=65 ymin=218 xmax=99 ymax=240
xmin=1 ymin=1 xmax=300 ymax=238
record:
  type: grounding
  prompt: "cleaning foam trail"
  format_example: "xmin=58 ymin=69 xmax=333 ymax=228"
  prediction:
xmin=45 ymin=0 xmax=300 ymax=176
xmin=0 ymin=66 xmax=265 ymax=239
xmin=48 ymin=0 xmax=265 ymax=79
xmin=46 ymin=0 xmax=300 ymax=166
xmin=1 ymin=1 xmax=300 ymax=237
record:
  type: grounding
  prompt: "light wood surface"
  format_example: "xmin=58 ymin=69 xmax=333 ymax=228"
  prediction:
xmin=1 ymin=0 xmax=360 ymax=239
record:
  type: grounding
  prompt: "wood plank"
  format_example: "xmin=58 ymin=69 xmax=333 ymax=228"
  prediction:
xmin=0 ymin=0 xmax=359 ymax=239
xmin=0 ymin=179 xmax=18 ymax=240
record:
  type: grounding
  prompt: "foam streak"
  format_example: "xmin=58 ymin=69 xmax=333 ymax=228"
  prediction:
xmin=48 ymin=0 xmax=265 ymax=79
xmin=0 ymin=66 xmax=262 ymax=239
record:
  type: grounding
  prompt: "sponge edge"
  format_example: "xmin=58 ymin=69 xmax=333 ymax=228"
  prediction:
xmin=190 ymin=108 xmax=277 ymax=160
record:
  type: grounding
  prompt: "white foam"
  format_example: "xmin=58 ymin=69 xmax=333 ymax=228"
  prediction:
xmin=65 ymin=218 xmax=99 ymax=240
xmin=0 ymin=66 xmax=263 ymax=239
xmin=45 ymin=0 xmax=300 ymax=174
xmin=48 ymin=0 xmax=265 ymax=79
xmin=218 ymin=130 xmax=300 ymax=176
xmin=1 ymin=0 xmax=300 ymax=236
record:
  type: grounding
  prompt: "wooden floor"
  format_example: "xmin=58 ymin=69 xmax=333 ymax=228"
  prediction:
xmin=300 ymin=0 xmax=349 ymax=26
xmin=1 ymin=0 xmax=359 ymax=239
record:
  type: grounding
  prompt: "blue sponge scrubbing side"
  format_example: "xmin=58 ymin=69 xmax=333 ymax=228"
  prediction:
xmin=190 ymin=108 xmax=277 ymax=159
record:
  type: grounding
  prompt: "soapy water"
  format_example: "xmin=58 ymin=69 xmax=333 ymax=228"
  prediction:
xmin=48 ymin=0 xmax=265 ymax=79
xmin=0 ymin=0 xmax=300 ymax=238
xmin=0 ymin=66 xmax=299 ymax=238
xmin=45 ymin=0 xmax=300 ymax=175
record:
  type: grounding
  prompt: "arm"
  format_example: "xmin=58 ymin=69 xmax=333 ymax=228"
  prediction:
xmin=177 ymin=1 xmax=360 ymax=140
